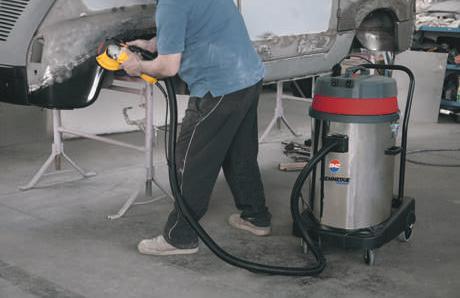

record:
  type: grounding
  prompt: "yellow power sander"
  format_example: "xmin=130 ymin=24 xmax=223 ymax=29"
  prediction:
xmin=96 ymin=39 xmax=158 ymax=84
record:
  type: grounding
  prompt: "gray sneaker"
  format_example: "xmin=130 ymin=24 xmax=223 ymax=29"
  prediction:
xmin=228 ymin=214 xmax=271 ymax=236
xmin=138 ymin=235 xmax=199 ymax=256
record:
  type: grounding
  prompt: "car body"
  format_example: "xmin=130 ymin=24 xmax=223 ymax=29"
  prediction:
xmin=0 ymin=0 xmax=415 ymax=109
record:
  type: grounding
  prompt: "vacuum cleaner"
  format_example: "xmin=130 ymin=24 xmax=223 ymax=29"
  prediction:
xmin=97 ymin=42 xmax=416 ymax=276
xmin=296 ymin=64 xmax=416 ymax=266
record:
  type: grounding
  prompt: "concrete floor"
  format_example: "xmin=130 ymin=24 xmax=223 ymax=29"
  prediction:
xmin=0 ymin=91 xmax=459 ymax=298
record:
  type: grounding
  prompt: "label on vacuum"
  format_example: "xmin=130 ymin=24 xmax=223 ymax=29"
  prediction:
xmin=324 ymin=176 xmax=351 ymax=185
xmin=329 ymin=159 xmax=342 ymax=174
xmin=326 ymin=159 xmax=350 ymax=185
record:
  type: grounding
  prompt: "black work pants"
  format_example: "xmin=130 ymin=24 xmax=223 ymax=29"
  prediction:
xmin=163 ymin=81 xmax=271 ymax=248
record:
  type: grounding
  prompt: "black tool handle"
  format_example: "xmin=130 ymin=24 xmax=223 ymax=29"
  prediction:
xmin=128 ymin=45 xmax=157 ymax=61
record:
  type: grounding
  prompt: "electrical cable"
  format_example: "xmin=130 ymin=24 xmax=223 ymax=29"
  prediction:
xmin=96 ymin=42 xmax=347 ymax=275
xmin=156 ymin=63 xmax=415 ymax=276
xmin=154 ymin=82 xmax=170 ymax=163
xmin=340 ymin=55 xmax=375 ymax=65
xmin=164 ymin=75 xmax=338 ymax=276
xmin=406 ymin=148 xmax=460 ymax=167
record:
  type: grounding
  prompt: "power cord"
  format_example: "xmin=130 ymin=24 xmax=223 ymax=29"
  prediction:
xmin=407 ymin=148 xmax=460 ymax=167
xmin=154 ymin=82 xmax=170 ymax=164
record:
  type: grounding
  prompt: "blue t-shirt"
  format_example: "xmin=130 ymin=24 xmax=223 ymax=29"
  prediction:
xmin=156 ymin=0 xmax=265 ymax=97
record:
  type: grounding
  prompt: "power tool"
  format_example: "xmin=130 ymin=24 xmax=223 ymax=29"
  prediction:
xmin=96 ymin=39 xmax=158 ymax=85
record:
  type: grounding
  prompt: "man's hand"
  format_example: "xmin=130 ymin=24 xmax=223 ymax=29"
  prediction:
xmin=127 ymin=37 xmax=157 ymax=53
xmin=121 ymin=49 xmax=143 ymax=77
xmin=120 ymin=48 xmax=181 ymax=79
xmin=455 ymin=55 xmax=460 ymax=65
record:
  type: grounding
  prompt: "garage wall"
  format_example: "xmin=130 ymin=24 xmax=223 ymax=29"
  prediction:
xmin=0 ymin=103 xmax=48 ymax=147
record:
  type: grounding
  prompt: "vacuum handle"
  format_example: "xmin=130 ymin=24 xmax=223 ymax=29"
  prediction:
xmin=359 ymin=64 xmax=415 ymax=124
xmin=359 ymin=64 xmax=415 ymax=201
xmin=128 ymin=45 xmax=157 ymax=60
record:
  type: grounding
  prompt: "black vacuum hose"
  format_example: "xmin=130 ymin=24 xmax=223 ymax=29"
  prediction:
xmin=163 ymin=78 xmax=338 ymax=276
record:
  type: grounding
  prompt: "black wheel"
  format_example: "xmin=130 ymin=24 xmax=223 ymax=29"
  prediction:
xmin=398 ymin=224 xmax=414 ymax=242
xmin=363 ymin=249 xmax=376 ymax=266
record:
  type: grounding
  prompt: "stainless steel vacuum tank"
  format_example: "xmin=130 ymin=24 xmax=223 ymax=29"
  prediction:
xmin=309 ymin=67 xmax=400 ymax=230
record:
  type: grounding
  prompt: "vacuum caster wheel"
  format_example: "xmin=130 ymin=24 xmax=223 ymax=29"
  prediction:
xmin=363 ymin=249 xmax=376 ymax=266
xmin=398 ymin=224 xmax=414 ymax=242
xmin=300 ymin=237 xmax=321 ymax=255
xmin=300 ymin=239 xmax=308 ymax=255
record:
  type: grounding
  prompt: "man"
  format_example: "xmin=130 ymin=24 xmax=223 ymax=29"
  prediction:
xmin=122 ymin=0 xmax=272 ymax=256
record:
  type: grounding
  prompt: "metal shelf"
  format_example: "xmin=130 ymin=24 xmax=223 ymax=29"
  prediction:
xmin=418 ymin=26 xmax=460 ymax=34
xmin=447 ymin=64 xmax=460 ymax=72
xmin=441 ymin=99 xmax=460 ymax=111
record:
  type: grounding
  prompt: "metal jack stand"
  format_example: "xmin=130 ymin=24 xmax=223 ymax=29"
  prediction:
xmin=19 ymin=80 xmax=173 ymax=218
xmin=259 ymin=81 xmax=299 ymax=143
xmin=108 ymin=82 xmax=174 ymax=220
xmin=19 ymin=110 xmax=96 ymax=191
xmin=259 ymin=75 xmax=329 ymax=143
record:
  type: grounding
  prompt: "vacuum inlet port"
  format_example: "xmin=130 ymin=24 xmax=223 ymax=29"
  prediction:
xmin=325 ymin=134 xmax=349 ymax=153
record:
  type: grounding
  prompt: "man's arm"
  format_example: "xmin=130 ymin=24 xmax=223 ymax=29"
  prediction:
xmin=121 ymin=50 xmax=181 ymax=78
xmin=140 ymin=53 xmax=181 ymax=77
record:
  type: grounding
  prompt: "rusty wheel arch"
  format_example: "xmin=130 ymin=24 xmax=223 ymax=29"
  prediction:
xmin=354 ymin=8 xmax=400 ymax=51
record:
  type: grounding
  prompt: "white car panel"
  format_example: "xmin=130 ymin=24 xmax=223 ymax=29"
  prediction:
xmin=241 ymin=0 xmax=333 ymax=40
